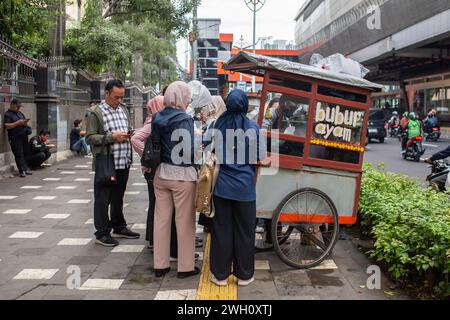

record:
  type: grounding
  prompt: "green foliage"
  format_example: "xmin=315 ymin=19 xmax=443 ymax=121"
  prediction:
xmin=0 ymin=0 xmax=58 ymax=57
xmin=359 ymin=163 xmax=450 ymax=299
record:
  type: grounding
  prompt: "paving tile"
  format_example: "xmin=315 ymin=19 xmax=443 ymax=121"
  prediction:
xmin=131 ymin=224 xmax=146 ymax=230
xmin=3 ymin=209 xmax=32 ymax=215
xmin=43 ymin=214 xmax=71 ymax=219
xmin=255 ymin=260 xmax=270 ymax=270
xmin=0 ymin=196 xmax=17 ymax=200
xmin=67 ymin=199 xmax=91 ymax=204
xmin=33 ymin=196 xmax=57 ymax=200
xmin=85 ymin=219 xmax=94 ymax=224
xmin=56 ymin=186 xmax=76 ymax=190
xmin=124 ymin=191 xmax=140 ymax=195
xmin=61 ymin=171 xmax=76 ymax=175
xmin=66 ymin=256 xmax=105 ymax=266
xmin=21 ymin=186 xmax=42 ymax=189
xmin=9 ymin=232 xmax=44 ymax=239
xmin=79 ymin=279 xmax=124 ymax=290
xmin=111 ymin=245 xmax=145 ymax=253
xmin=57 ymin=238 xmax=92 ymax=246
xmin=43 ymin=178 xmax=61 ymax=181
xmin=154 ymin=289 xmax=196 ymax=300
xmin=13 ymin=269 xmax=59 ymax=280
xmin=75 ymin=178 xmax=90 ymax=182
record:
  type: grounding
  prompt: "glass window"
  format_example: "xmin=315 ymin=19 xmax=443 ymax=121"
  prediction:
xmin=261 ymin=92 xmax=309 ymax=158
xmin=318 ymin=86 xmax=367 ymax=103
xmin=269 ymin=75 xmax=312 ymax=92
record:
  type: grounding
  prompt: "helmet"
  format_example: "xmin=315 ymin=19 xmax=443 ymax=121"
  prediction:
xmin=392 ymin=111 xmax=398 ymax=116
xmin=409 ymin=112 xmax=416 ymax=120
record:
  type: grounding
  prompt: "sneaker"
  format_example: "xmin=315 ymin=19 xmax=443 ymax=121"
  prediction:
xmin=19 ymin=172 xmax=26 ymax=178
xmin=25 ymin=171 xmax=32 ymax=175
xmin=112 ymin=228 xmax=140 ymax=239
xmin=95 ymin=235 xmax=119 ymax=247
xmin=237 ymin=277 xmax=255 ymax=286
xmin=256 ymin=226 xmax=265 ymax=234
xmin=177 ymin=267 xmax=200 ymax=279
xmin=210 ymin=274 xmax=228 ymax=287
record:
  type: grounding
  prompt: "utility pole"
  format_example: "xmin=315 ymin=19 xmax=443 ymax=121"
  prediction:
xmin=245 ymin=0 xmax=265 ymax=93
xmin=192 ymin=1 xmax=199 ymax=81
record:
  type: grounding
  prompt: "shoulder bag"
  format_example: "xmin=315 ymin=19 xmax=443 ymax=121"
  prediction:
xmin=94 ymin=135 xmax=117 ymax=186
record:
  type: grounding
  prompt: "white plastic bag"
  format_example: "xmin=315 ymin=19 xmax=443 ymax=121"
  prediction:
xmin=311 ymin=53 xmax=370 ymax=78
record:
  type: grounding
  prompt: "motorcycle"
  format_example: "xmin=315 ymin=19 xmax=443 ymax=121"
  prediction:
xmin=425 ymin=126 xmax=441 ymax=142
xmin=402 ymin=133 xmax=426 ymax=162
xmin=426 ymin=159 xmax=450 ymax=192
xmin=389 ymin=126 xmax=400 ymax=138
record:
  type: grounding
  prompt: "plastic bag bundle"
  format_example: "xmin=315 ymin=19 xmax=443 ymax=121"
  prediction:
xmin=311 ymin=53 xmax=370 ymax=78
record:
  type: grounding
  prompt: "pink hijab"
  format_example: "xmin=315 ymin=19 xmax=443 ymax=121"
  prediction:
xmin=163 ymin=81 xmax=191 ymax=111
xmin=144 ymin=96 xmax=164 ymax=125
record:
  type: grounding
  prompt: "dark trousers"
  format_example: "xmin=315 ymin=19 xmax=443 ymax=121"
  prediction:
xmin=145 ymin=173 xmax=178 ymax=258
xmin=210 ymin=195 xmax=256 ymax=281
xmin=93 ymin=168 xmax=129 ymax=238
xmin=27 ymin=150 xmax=51 ymax=169
xmin=9 ymin=134 xmax=29 ymax=173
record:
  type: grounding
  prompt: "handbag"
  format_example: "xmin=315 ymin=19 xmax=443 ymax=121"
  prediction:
xmin=94 ymin=135 xmax=117 ymax=186
xmin=195 ymin=128 xmax=219 ymax=218
xmin=25 ymin=126 xmax=32 ymax=136
xmin=141 ymin=125 xmax=162 ymax=172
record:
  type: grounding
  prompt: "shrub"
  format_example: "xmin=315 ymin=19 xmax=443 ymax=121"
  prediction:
xmin=359 ymin=163 xmax=450 ymax=299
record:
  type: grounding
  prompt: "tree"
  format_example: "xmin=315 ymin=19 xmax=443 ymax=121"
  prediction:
xmin=0 ymin=0 xmax=59 ymax=57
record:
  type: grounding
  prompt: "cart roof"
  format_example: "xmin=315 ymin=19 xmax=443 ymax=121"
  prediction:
xmin=223 ymin=51 xmax=384 ymax=91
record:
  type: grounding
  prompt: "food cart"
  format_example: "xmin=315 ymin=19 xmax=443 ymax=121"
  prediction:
xmin=223 ymin=52 xmax=383 ymax=269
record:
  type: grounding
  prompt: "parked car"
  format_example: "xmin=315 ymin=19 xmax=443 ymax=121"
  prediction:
xmin=368 ymin=109 xmax=387 ymax=143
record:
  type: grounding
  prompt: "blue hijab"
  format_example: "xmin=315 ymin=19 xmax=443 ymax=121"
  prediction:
xmin=214 ymin=89 xmax=254 ymax=134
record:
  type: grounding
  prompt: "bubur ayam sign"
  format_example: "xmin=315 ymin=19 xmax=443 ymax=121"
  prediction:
xmin=313 ymin=102 xmax=365 ymax=144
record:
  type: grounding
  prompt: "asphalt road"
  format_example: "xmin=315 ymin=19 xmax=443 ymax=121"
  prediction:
xmin=363 ymin=136 xmax=449 ymax=180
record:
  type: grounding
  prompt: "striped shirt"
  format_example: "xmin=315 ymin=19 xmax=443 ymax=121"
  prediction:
xmin=99 ymin=102 xmax=132 ymax=170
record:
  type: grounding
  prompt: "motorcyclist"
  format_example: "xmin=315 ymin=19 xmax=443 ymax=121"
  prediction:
xmin=423 ymin=109 xmax=439 ymax=134
xmin=402 ymin=112 xmax=421 ymax=153
xmin=425 ymin=145 xmax=450 ymax=189
xmin=388 ymin=111 xmax=400 ymax=129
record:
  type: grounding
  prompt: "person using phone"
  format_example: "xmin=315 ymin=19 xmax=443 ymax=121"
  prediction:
xmin=27 ymin=130 xmax=53 ymax=170
xmin=3 ymin=99 xmax=32 ymax=178
xmin=85 ymin=79 xmax=140 ymax=247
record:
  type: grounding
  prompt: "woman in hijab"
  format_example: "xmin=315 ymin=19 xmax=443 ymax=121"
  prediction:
xmin=197 ymin=95 xmax=227 ymax=233
xmin=131 ymin=97 xmax=178 ymax=261
xmin=207 ymin=89 xmax=265 ymax=287
xmin=152 ymin=81 xmax=200 ymax=279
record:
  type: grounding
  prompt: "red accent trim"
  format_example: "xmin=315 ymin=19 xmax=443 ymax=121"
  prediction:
xmin=279 ymin=214 xmax=357 ymax=225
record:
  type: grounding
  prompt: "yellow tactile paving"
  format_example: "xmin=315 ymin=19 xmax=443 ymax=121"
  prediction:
xmin=196 ymin=234 xmax=238 ymax=300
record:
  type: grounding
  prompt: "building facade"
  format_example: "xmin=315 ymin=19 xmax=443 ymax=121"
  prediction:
xmin=295 ymin=0 xmax=450 ymax=126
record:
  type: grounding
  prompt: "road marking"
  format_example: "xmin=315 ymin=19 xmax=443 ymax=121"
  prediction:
xmin=43 ymin=178 xmax=61 ymax=181
xmin=43 ymin=214 xmax=70 ymax=219
xmin=33 ymin=196 xmax=56 ymax=200
xmin=67 ymin=199 xmax=91 ymax=204
xmin=75 ymin=178 xmax=90 ymax=182
xmin=422 ymin=144 xmax=439 ymax=148
xmin=61 ymin=171 xmax=76 ymax=174
xmin=111 ymin=245 xmax=145 ymax=253
xmin=21 ymin=186 xmax=42 ymax=189
xmin=56 ymin=186 xmax=76 ymax=190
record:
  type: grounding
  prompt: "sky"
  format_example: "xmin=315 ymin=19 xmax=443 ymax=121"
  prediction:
xmin=177 ymin=0 xmax=306 ymax=69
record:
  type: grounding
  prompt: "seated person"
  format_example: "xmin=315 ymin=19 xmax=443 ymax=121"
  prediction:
xmin=27 ymin=130 xmax=53 ymax=169
xmin=70 ymin=119 xmax=90 ymax=156
xmin=280 ymin=94 xmax=309 ymax=137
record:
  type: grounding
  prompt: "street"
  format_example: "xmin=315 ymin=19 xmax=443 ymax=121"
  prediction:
xmin=0 ymin=153 xmax=410 ymax=300
xmin=364 ymin=136 xmax=449 ymax=180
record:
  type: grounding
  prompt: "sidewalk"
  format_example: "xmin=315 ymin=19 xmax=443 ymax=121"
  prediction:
xmin=0 ymin=155 xmax=409 ymax=300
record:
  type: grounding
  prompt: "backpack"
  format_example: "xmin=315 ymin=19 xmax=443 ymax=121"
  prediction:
xmin=141 ymin=124 xmax=162 ymax=171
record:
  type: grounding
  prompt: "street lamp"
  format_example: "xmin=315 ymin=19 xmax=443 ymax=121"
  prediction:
xmin=245 ymin=0 xmax=266 ymax=93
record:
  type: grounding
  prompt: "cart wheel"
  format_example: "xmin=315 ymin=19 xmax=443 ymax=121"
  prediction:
xmin=271 ymin=188 xmax=339 ymax=269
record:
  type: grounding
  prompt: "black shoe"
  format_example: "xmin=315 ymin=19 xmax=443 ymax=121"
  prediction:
xmin=19 ymin=172 xmax=26 ymax=178
xmin=177 ymin=267 xmax=201 ymax=279
xmin=154 ymin=267 xmax=171 ymax=278
xmin=95 ymin=235 xmax=119 ymax=247
xmin=25 ymin=171 xmax=32 ymax=175
xmin=112 ymin=228 xmax=140 ymax=239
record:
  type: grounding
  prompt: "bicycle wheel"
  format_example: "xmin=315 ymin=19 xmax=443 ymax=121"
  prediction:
xmin=271 ymin=188 xmax=339 ymax=269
